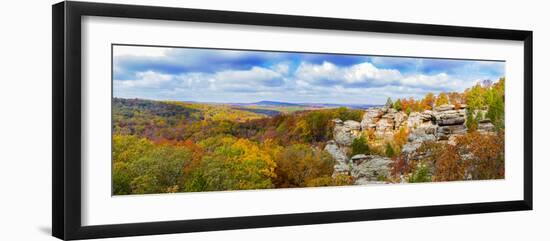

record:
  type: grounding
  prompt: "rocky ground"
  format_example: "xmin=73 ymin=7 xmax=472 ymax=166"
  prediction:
xmin=324 ymin=104 xmax=496 ymax=185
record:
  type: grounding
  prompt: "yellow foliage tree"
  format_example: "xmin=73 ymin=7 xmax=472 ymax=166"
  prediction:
xmin=436 ymin=92 xmax=449 ymax=107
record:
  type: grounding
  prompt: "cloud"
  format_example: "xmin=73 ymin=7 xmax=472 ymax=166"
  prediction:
xmin=115 ymin=71 xmax=173 ymax=88
xmin=116 ymin=66 xmax=286 ymax=99
xmin=295 ymin=61 xmax=402 ymax=87
xmin=205 ymin=66 xmax=285 ymax=91
xmin=400 ymin=73 xmax=457 ymax=90
xmin=294 ymin=61 xmax=471 ymax=93
xmin=113 ymin=46 xmax=505 ymax=104
xmin=113 ymin=46 xmax=287 ymax=80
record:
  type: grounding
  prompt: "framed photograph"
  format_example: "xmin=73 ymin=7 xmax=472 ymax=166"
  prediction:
xmin=52 ymin=1 xmax=533 ymax=240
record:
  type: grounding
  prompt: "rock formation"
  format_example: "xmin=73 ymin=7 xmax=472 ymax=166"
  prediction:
xmin=324 ymin=140 xmax=349 ymax=173
xmin=324 ymin=103 xmax=495 ymax=185
xmin=332 ymin=119 xmax=361 ymax=146
xmin=349 ymin=154 xmax=393 ymax=184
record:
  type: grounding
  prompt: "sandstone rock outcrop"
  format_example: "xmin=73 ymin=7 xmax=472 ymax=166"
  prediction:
xmin=324 ymin=103 xmax=496 ymax=185
xmin=324 ymin=140 xmax=350 ymax=173
xmin=360 ymin=108 xmax=385 ymax=130
xmin=349 ymin=154 xmax=393 ymax=184
xmin=333 ymin=119 xmax=361 ymax=146
xmin=360 ymin=107 xmax=408 ymax=140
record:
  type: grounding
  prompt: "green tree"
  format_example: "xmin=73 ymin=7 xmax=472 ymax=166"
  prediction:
xmin=408 ymin=163 xmax=432 ymax=183
xmin=351 ymin=136 xmax=370 ymax=156
xmin=385 ymin=97 xmax=393 ymax=108
xmin=486 ymin=78 xmax=505 ymax=130
xmin=466 ymin=110 xmax=478 ymax=132
xmin=393 ymin=99 xmax=403 ymax=111
xmin=465 ymin=84 xmax=486 ymax=111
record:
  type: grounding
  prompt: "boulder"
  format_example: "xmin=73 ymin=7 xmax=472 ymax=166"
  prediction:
xmin=402 ymin=125 xmax=437 ymax=160
xmin=334 ymin=163 xmax=351 ymax=173
xmin=350 ymin=154 xmax=369 ymax=164
xmin=478 ymin=121 xmax=495 ymax=133
xmin=324 ymin=140 xmax=347 ymax=164
xmin=333 ymin=119 xmax=361 ymax=146
xmin=350 ymin=155 xmax=393 ymax=184
xmin=394 ymin=112 xmax=408 ymax=129
xmin=417 ymin=110 xmax=436 ymax=124
xmin=408 ymin=126 xmax=437 ymax=143
xmin=344 ymin=120 xmax=361 ymax=133
xmin=437 ymin=117 xmax=466 ymax=126
xmin=375 ymin=114 xmax=396 ymax=138
xmin=401 ymin=141 xmax=422 ymax=155
xmin=360 ymin=108 xmax=385 ymax=130
xmin=407 ymin=112 xmax=423 ymax=129
xmin=436 ymin=125 xmax=467 ymax=140
xmin=434 ymin=109 xmax=466 ymax=126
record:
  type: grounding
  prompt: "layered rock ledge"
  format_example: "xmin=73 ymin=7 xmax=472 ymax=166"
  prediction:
xmin=324 ymin=104 xmax=496 ymax=184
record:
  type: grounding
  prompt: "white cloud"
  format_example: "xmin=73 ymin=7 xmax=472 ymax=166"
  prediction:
xmin=214 ymin=66 xmax=282 ymax=85
xmin=344 ymin=62 xmax=402 ymax=84
xmin=272 ymin=62 xmax=290 ymax=75
xmin=295 ymin=61 xmax=401 ymax=86
xmin=116 ymin=71 xmax=173 ymax=88
xmin=401 ymin=73 xmax=451 ymax=88
xmin=168 ymin=66 xmax=286 ymax=94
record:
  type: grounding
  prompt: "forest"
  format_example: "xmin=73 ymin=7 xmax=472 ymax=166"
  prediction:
xmin=112 ymin=78 xmax=505 ymax=195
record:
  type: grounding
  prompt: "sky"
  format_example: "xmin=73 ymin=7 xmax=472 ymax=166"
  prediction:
xmin=113 ymin=45 xmax=505 ymax=105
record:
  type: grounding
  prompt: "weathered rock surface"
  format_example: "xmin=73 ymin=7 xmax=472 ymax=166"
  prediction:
xmin=324 ymin=140 xmax=350 ymax=173
xmin=333 ymin=119 xmax=361 ymax=146
xmin=394 ymin=112 xmax=408 ymax=128
xmin=375 ymin=114 xmax=396 ymax=138
xmin=402 ymin=124 xmax=437 ymax=161
xmin=434 ymin=108 xmax=466 ymax=126
xmin=360 ymin=108 xmax=385 ymax=130
xmin=325 ymin=103 xmax=497 ymax=183
xmin=350 ymin=155 xmax=393 ymax=184
xmin=477 ymin=119 xmax=495 ymax=133
xmin=436 ymin=124 xmax=467 ymax=140
xmin=324 ymin=140 xmax=347 ymax=164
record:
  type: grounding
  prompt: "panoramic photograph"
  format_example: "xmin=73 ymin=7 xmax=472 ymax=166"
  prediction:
xmin=112 ymin=45 xmax=505 ymax=195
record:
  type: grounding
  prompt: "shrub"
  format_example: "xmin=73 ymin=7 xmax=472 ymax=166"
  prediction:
xmin=408 ymin=163 xmax=432 ymax=183
xmin=351 ymin=136 xmax=370 ymax=156
xmin=385 ymin=142 xmax=396 ymax=157
xmin=272 ymin=144 xmax=335 ymax=188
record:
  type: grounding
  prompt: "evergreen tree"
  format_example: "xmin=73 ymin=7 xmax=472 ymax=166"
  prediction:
xmin=385 ymin=97 xmax=393 ymax=108
xmin=393 ymin=99 xmax=403 ymax=111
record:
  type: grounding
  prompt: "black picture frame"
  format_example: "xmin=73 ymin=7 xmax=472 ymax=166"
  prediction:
xmin=52 ymin=1 xmax=533 ymax=240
